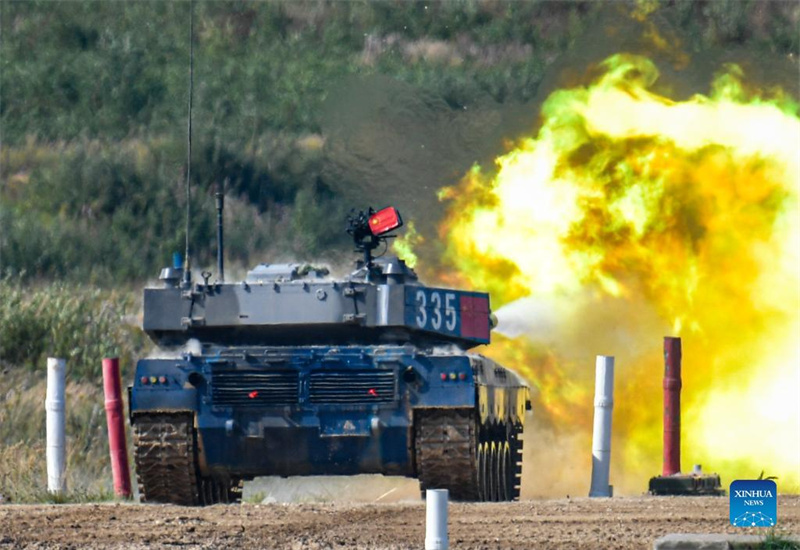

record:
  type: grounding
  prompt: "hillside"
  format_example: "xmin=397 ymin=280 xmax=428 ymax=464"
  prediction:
xmin=1 ymin=1 xmax=797 ymax=280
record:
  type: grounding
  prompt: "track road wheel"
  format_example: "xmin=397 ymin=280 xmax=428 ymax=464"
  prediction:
xmin=196 ymin=474 xmax=242 ymax=505
xmin=499 ymin=441 xmax=513 ymax=501
xmin=477 ymin=442 xmax=487 ymax=501
xmin=489 ymin=442 xmax=501 ymax=502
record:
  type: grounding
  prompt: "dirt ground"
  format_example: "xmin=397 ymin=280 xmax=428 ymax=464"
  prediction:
xmin=0 ymin=496 xmax=798 ymax=549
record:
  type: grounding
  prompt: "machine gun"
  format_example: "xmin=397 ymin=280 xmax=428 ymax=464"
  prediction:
xmin=346 ymin=206 xmax=403 ymax=269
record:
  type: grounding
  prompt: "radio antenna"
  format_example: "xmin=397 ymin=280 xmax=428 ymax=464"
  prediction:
xmin=216 ymin=177 xmax=226 ymax=282
xmin=182 ymin=0 xmax=195 ymax=288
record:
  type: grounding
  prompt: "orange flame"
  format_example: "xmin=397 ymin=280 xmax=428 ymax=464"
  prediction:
xmin=431 ymin=54 xmax=800 ymax=494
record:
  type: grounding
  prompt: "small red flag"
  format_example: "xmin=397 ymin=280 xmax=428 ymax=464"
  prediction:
xmin=368 ymin=207 xmax=403 ymax=236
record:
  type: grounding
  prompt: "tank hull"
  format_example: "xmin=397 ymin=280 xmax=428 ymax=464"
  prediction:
xmin=130 ymin=345 xmax=528 ymax=503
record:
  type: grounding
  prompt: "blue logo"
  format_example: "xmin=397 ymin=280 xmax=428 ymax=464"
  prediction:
xmin=730 ymin=480 xmax=777 ymax=527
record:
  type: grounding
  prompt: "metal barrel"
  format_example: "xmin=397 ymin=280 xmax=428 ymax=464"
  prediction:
xmin=662 ymin=337 xmax=682 ymax=476
xmin=102 ymin=358 xmax=132 ymax=498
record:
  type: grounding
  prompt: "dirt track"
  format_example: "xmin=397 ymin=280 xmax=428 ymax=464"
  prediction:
xmin=1 ymin=496 xmax=798 ymax=549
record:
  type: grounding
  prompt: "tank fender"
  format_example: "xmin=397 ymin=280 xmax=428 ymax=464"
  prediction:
xmin=470 ymin=355 xmax=529 ymax=426
xmin=476 ymin=384 xmax=528 ymax=426
xmin=130 ymin=358 xmax=200 ymax=415
xmin=410 ymin=355 xmax=475 ymax=408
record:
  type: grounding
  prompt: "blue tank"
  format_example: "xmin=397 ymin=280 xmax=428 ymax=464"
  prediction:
xmin=129 ymin=207 xmax=529 ymax=504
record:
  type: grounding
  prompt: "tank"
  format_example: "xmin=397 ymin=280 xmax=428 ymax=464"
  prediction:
xmin=129 ymin=206 xmax=530 ymax=505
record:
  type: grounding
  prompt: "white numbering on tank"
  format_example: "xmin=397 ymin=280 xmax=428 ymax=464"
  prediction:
xmin=416 ymin=290 xmax=458 ymax=332
xmin=416 ymin=290 xmax=428 ymax=327
xmin=445 ymin=293 xmax=457 ymax=331
xmin=431 ymin=292 xmax=442 ymax=329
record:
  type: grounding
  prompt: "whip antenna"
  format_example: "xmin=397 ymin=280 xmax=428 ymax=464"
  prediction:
xmin=182 ymin=0 xmax=195 ymax=287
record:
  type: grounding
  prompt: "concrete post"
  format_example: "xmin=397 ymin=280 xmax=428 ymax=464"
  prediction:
xmin=589 ymin=355 xmax=614 ymax=497
xmin=45 ymin=357 xmax=67 ymax=494
xmin=425 ymin=489 xmax=449 ymax=550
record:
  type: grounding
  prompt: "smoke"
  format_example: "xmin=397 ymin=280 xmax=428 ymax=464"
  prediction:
xmin=146 ymin=338 xmax=202 ymax=359
xmin=521 ymin=414 xmax=588 ymax=499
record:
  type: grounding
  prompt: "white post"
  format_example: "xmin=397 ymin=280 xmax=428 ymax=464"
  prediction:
xmin=46 ymin=358 xmax=67 ymax=495
xmin=425 ymin=489 xmax=449 ymax=550
xmin=589 ymin=355 xmax=614 ymax=497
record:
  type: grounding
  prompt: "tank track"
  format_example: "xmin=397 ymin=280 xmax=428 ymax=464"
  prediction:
xmin=415 ymin=409 xmax=479 ymax=501
xmin=415 ymin=409 xmax=522 ymax=502
xmin=133 ymin=413 xmax=241 ymax=506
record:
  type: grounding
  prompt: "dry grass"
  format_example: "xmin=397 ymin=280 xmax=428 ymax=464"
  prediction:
xmin=0 ymin=369 xmax=125 ymax=503
xmin=0 ymin=280 xmax=143 ymax=503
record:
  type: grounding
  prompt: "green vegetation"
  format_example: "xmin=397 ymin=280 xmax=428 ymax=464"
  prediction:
xmin=244 ymin=491 xmax=267 ymax=505
xmin=763 ymin=531 xmax=800 ymax=550
xmin=1 ymin=1 xmax=593 ymax=281
xmin=3 ymin=1 xmax=794 ymax=282
xmin=0 ymin=277 xmax=145 ymax=377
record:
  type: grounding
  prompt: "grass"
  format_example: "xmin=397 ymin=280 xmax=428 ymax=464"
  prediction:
xmin=763 ymin=531 xmax=800 ymax=550
xmin=2 ymin=2 xmax=796 ymax=282
xmin=0 ymin=370 xmax=129 ymax=503
xmin=0 ymin=281 xmax=144 ymax=503
xmin=0 ymin=277 xmax=146 ymax=379
xmin=244 ymin=491 xmax=267 ymax=505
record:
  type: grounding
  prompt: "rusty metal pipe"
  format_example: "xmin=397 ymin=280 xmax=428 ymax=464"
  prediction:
xmin=662 ymin=337 xmax=682 ymax=476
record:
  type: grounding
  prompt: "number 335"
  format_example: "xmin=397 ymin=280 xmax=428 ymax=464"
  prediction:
xmin=416 ymin=290 xmax=457 ymax=331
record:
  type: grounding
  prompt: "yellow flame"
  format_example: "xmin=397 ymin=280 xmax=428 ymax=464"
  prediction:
xmin=392 ymin=220 xmax=423 ymax=269
xmin=439 ymin=54 xmax=800 ymax=493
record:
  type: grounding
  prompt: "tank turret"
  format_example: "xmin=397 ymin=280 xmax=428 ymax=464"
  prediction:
xmin=143 ymin=206 xmax=491 ymax=350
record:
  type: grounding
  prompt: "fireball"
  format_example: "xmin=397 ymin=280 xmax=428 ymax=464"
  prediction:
xmin=431 ymin=54 xmax=800 ymax=493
